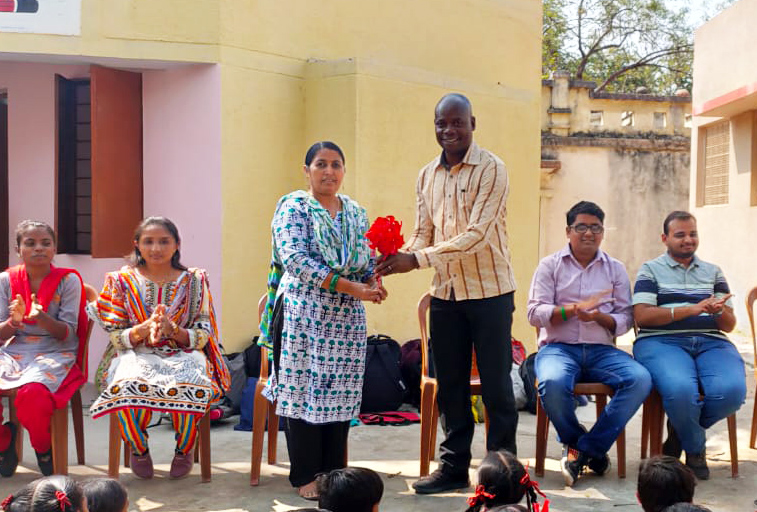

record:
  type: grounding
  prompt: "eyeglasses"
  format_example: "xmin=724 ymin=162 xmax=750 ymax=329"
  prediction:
xmin=570 ymin=223 xmax=604 ymax=234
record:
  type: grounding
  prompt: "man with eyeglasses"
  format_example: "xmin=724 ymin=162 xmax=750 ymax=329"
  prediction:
xmin=632 ymin=211 xmax=745 ymax=480
xmin=527 ymin=201 xmax=652 ymax=487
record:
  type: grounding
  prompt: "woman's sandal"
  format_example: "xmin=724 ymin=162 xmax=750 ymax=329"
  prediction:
xmin=298 ymin=481 xmax=319 ymax=501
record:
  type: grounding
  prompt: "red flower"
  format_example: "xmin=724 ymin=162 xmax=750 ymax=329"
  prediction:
xmin=365 ymin=216 xmax=405 ymax=256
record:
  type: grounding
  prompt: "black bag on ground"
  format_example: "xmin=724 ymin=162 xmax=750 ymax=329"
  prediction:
xmin=360 ymin=334 xmax=406 ymax=413
xmin=519 ymin=352 xmax=538 ymax=414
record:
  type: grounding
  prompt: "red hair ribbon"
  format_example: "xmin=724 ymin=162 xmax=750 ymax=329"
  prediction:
xmin=54 ymin=490 xmax=71 ymax=512
xmin=466 ymin=484 xmax=496 ymax=507
xmin=1 ymin=494 xmax=13 ymax=511
xmin=520 ymin=466 xmax=550 ymax=512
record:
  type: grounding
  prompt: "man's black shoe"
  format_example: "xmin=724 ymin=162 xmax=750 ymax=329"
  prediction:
xmin=0 ymin=423 xmax=19 ymax=478
xmin=685 ymin=451 xmax=710 ymax=480
xmin=412 ymin=469 xmax=470 ymax=494
xmin=587 ymin=452 xmax=611 ymax=476
xmin=35 ymin=448 xmax=54 ymax=476
xmin=662 ymin=419 xmax=682 ymax=458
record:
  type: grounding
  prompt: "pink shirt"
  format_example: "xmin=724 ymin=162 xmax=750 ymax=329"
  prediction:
xmin=527 ymin=245 xmax=632 ymax=347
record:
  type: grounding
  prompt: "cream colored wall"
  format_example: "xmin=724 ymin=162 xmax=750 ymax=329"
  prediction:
xmin=693 ymin=0 xmax=757 ymax=107
xmin=566 ymin=89 xmax=688 ymax=135
xmin=691 ymin=112 xmax=757 ymax=334
xmin=217 ymin=1 xmax=542 ymax=350
xmin=691 ymin=0 xmax=757 ymax=335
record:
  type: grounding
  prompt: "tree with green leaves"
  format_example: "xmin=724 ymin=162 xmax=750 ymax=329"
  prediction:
xmin=543 ymin=0 xmax=734 ymax=93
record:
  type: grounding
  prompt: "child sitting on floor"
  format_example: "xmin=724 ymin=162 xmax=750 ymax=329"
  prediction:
xmin=82 ymin=478 xmax=129 ymax=512
xmin=465 ymin=450 xmax=548 ymax=512
xmin=317 ymin=467 xmax=383 ymax=512
xmin=1 ymin=476 xmax=85 ymax=512
xmin=638 ymin=455 xmax=697 ymax=512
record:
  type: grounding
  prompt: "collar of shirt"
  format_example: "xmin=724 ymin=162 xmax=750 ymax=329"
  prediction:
xmin=663 ymin=252 xmax=700 ymax=269
xmin=436 ymin=142 xmax=483 ymax=171
xmin=559 ymin=244 xmax=607 ymax=269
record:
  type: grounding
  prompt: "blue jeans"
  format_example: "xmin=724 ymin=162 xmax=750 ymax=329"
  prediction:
xmin=535 ymin=343 xmax=652 ymax=458
xmin=633 ymin=334 xmax=746 ymax=454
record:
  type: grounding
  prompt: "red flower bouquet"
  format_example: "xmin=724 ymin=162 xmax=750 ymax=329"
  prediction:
xmin=365 ymin=216 xmax=404 ymax=256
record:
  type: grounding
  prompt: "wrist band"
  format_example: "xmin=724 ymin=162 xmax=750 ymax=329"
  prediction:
xmin=7 ymin=319 xmax=21 ymax=330
xmin=670 ymin=307 xmax=675 ymax=321
xmin=328 ymin=274 xmax=340 ymax=293
xmin=560 ymin=306 xmax=568 ymax=321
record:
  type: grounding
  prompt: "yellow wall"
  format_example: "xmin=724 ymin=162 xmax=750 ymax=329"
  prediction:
xmin=0 ymin=0 xmax=543 ymax=351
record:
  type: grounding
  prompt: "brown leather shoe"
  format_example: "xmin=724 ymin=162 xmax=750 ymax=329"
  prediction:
xmin=169 ymin=450 xmax=194 ymax=479
xmin=130 ymin=451 xmax=154 ymax=479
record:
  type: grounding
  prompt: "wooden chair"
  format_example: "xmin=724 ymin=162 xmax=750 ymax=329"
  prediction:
xmin=746 ymin=286 xmax=757 ymax=450
xmin=1 ymin=282 xmax=97 ymax=475
xmin=532 ymin=326 xmax=626 ymax=478
xmin=250 ymin=294 xmax=280 ymax=486
xmin=417 ymin=292 xmax=489 ymax=477
xmin=640 ymin=389 xmax=739 ymax=478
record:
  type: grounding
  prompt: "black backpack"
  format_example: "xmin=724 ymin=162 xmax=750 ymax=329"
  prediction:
xmin=360 ymin=334 xmax=406 ymax=413
xmin=519 ymin=352 xmax=538 ymax=414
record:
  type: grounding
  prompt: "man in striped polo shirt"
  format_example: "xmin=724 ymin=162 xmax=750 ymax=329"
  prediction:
xmin=633 ymin=211 xmax=746 ymax=480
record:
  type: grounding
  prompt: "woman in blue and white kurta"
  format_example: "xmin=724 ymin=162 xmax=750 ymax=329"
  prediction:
xmin=260 ymin=141 xmax=387 ymax=498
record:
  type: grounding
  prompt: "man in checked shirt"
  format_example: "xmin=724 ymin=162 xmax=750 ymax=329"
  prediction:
xmin=376 ymin=93 xmax=518 ymax=494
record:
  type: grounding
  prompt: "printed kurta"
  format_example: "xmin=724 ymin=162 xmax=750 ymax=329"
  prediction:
xmin=0 ymin=272 xmax=81 ymax=393
xmin=89 ymin=267 xmax=229 ymax=419
xmin=263 ymin=193 xmax=372 ymax=424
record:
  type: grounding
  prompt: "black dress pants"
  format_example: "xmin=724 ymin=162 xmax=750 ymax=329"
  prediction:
xmin=284 ymin=417 xmax=350 ymax=487
xmin=429 ymin=292 xmax=517 ymax=476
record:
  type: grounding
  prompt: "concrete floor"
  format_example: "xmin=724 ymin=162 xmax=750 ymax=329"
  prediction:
xmin=0 ymin=337 xmax=754 ymax=512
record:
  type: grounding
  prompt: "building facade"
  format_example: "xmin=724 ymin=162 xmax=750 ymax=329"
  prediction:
xmin=0 ymin=0 xmax=543 ymax=370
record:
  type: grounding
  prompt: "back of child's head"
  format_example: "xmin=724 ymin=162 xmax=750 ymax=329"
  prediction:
xmin=4 ymin=477 xmax=84 ymax=512
xmin=1 ymin=479 xmax=36 ymax=512
xmin=317 ymin=467 xmax=383 ymax=512
xmin=638 ymin=456 xmax=696 ymax=512
xmin=662 ymin=504 xmax=712 ymax=512
xmin=466 ymin=450 xmax=544 ymax=512
xmin=82 ymin=478 xmax=128 ymax=512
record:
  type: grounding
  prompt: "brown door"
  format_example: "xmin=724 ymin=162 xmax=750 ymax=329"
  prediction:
xmin=0 ymin=96 xmax=8 ymax=269
xmin=90 ymin=65 xmax=143 ymax=258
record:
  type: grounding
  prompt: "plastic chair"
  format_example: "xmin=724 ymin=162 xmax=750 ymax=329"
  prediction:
xmin=417 ymin=292 xmax=489 ymax=477
xmin=746 ymin=286 xmax=757 ymax=450
xmin=640 ymin=389 xmax=739 ymax=477
xmin=250 ymin=294 xmax=280 ymax=486
xmin=1 ymin=282 xmax=96 ymax=475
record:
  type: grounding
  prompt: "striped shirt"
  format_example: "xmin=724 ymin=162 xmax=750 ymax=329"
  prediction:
xmin=632 ymin=253 xmax=733 ymax=340
xmin=405 ymin=142 xmax=516 ymax=301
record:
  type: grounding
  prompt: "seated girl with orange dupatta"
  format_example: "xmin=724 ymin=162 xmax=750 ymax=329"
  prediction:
xmin=0 ymin=220 xmax=88 ymax=477
xmin=88 ymin=217 xmax=230 ymax=480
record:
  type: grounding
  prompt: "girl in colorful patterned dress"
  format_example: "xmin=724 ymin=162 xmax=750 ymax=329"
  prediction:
xmin=89 ymin=217 xmax=229 ymax=480
xmin=0 ymin=221 xmax=88 ymax=477
xmin=260 ymin=141 xmax=387 ymax=499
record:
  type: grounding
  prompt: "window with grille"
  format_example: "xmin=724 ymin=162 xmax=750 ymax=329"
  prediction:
xmin=589 ymin=110 xmax=603 ymax=127
xmin=702 ymin=121 xmax=730 ymax=206
xmin=56 ymin=76 xmax=91 ymax=253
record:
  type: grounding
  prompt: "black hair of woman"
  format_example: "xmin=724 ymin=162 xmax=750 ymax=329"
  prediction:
xmin=304 ymin=141 xmax=345 ymax=166
xmin=317 ymin=467 xmax=384 ymax=512
xmin=15 ymin=220 xmax=56 ymax=249
xmin=82 ymin=478 xmax=128 ymax=512
xmin=465 ymin=450 xmax=545 ymax=512
xmin=129 ymin=216 xmax=187 ymax=271
xmin=10 ymin=476 xmax=85 ymax=512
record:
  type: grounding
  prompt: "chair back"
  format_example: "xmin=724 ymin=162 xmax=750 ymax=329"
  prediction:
xmin=258 ymin=294 xmax=269 ymax=379
xmin=417 ymin=292 xmax=480 ymax=379
xmin=746 ymin=286 xmax=757 ymax=368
